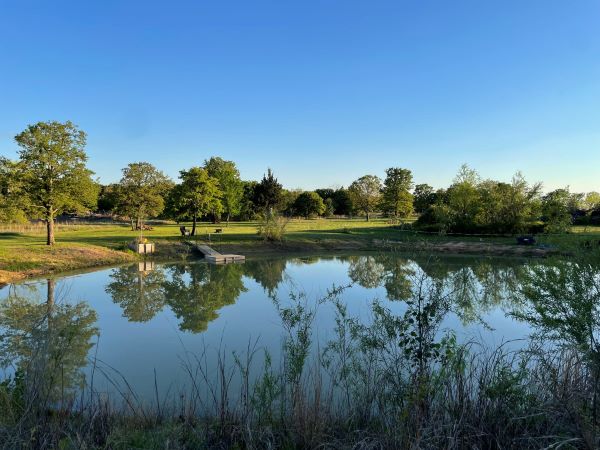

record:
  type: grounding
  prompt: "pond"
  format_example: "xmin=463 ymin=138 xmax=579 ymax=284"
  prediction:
xmin=0 ymin=253 xmax=589 ymax=407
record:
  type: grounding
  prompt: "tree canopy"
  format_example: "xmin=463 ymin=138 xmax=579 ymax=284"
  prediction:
xmin=253 ymin=168 xmax=283 ymax=215
xmin=14 ymin=121 xmax=98 ymax=245
xmin=204 ymin=157 xmax=243 ymax=224
xmin=115 ymin=162 xmax=172 ymax=231
xmin=169 ymin=167 xmax=222 ymax=235
xmin=293 ymin=191 xmax=326 ymax=218
xmin=348 ymin=175 xmax=382 ymax=221
xmin=381 ymin=167 xmax=414 ymax=220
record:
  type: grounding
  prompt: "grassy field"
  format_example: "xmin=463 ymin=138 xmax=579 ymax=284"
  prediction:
xmin=1 ymin=218 xmax=599 ymax=284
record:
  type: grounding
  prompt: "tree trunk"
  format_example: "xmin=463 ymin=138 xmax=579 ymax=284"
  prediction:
xmin=191 ymin=213 xmax=197 ymax=236
xmin=46 ymin=212 xmax=55 ymax=246
xmin=130 ymin=218 xmax=135 ymax=231
xmin=366 ymin=212 xmax=370 ymax=222
xmin=47 ymin=278 xmax=55 ymax=308
xmin=226 ymin=213 xmax=230 ymax=227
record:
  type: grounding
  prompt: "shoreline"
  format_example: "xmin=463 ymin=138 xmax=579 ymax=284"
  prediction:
xmin=0 ymin=237 xmax=560 ymax=287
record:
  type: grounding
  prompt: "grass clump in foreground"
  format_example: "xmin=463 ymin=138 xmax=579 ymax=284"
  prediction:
xmin=1 ymin=258 xmax=600 ymax=449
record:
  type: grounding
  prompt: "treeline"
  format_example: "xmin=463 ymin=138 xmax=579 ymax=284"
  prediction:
xmin=1 ymin=121 xmax=599 ymax=245
xmin=414 ymin=164 xmax=600 ymax=234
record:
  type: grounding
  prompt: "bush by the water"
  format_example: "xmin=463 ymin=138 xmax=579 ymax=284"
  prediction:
xmin=257 ymin=213 xmax=289 ymax=241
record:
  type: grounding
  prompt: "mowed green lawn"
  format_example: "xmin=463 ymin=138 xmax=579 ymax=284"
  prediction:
xmin=2 ymin=218 xmax=600 ymax=250
xmin=0 ymin=218 xmax=409 ymax=250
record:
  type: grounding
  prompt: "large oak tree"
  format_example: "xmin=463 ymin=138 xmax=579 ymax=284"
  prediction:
xmin=348 ymin=175 xmax=382 ymax=221
xmin=116 ymin=162 xmax=172 ymax=231
xmin=14 ymin=121 xmax=98 ymax=245
xmin=204 ymin=157 xmax=243 ymax=225
xmin=170 ymin=167 xmax=222 ymax=236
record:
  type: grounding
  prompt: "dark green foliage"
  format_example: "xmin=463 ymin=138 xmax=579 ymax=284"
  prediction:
xmin=0 ymin=158 xmax=28 ymax=223
xmin=413 ymin=183 xmax=436 ymax=214
xmin=315 ymin=188 xmax=334 ymax=201
xmin=97 ymin=184 xmax=120 ymax=213
xmin=253 ymin=168 xmax=283 ymax=214
xmin=416 ymin=166 xmax=543 ymax=234
xmin=292 ymin=191 xmax=325 ymax=218
xmin=167 ymin=167 xmax=221 ymax=235
xmin=239 ymin=180 xmax=258 ymax=220
xmin=542 ymin=188 xmax=572 ymax=233
xmin=204 ymin=157 xmax=243 ymax=224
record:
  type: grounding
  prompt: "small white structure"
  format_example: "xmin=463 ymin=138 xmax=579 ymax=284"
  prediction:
xmin=129 ymin=242 xmax=155 ymax=254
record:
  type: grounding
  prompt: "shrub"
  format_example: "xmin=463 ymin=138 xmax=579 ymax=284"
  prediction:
xmin=257 ymin=213 xmax=289 ymax=241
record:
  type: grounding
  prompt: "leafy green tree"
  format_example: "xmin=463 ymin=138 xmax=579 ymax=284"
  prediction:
xmin=348 ymin=175 xmax=382 ymax=221
xmin=281 ymin=189 xmax=302 ymax=216
xmin=169 ymin=167 xmax=222 ymax=236
xmin=381 ymin=167 xmax=414 ymax=220
xmin=204 ymin=157 xmax=243 ymax=225
xmin=331 ymin=188 xmax=353 ymax=216
xmin=115 ymin=162 xmax=172 ymax=231
xmin=97 ymin=184 xmax=120 ymax=213
xmin=0 ymin=158 xmax=28 ymax=223
xmin=413 ymin=184 xmax=436 ymax=214
xmin=542 ymin=188 xmax=572 ymax=233
xmin=315 ymin=188 xmax=334 ymax=201
xmin=323 ymin=198 xmax=335 ymax=217
xmin=447 ymin=165 xmax=481 ymax=232
xmin=293 ymin=191 xmax=326 ymax=218
xmin=476 ymin=174 xmax=541 ymax=233
xmin=514 ymin=260 xmax=600 ymax=418
xmin=253 ymin=168 xmax=283 ymax=215
xmin=14 ymin=121 xmax=98 ymax=245
xmin=239 ymin=180 xmax=258 ymax=220
xmin=583 ymin=192 xmax=600 ymax=211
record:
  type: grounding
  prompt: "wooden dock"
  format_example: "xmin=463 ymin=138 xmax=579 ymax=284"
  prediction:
xmin=192 ymin=243 xmax=245 ymax=264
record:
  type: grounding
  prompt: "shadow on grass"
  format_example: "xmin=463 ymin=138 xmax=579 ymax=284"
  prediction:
xmin=0 ymin=232 xmax=23 ymax=239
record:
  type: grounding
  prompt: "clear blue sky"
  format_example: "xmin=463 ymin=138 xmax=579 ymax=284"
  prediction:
xmin=1 ymin=0 xmax=599 ymax=192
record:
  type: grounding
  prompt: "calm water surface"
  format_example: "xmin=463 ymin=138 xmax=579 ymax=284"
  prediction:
xmin=0 ymin=253 xmax=537 ymax=402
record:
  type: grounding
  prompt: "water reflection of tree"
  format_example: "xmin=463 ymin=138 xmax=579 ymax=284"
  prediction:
xmin=243 ymin=259 xmax=288 ymax=296
xmin=346 ymin=256 xmax=386 ymax=289
xmin=344 ymin=254 xmax=530 ymax=324
xmin=0 ymin=279 xmax=98 ymax=407
xmin=162 ymin=263 xmax=247 ymax=333
xmin=106 ymin=262 xmax=249 ymax=333
xmin=105 ymin=265 xmax=167 ymax=322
